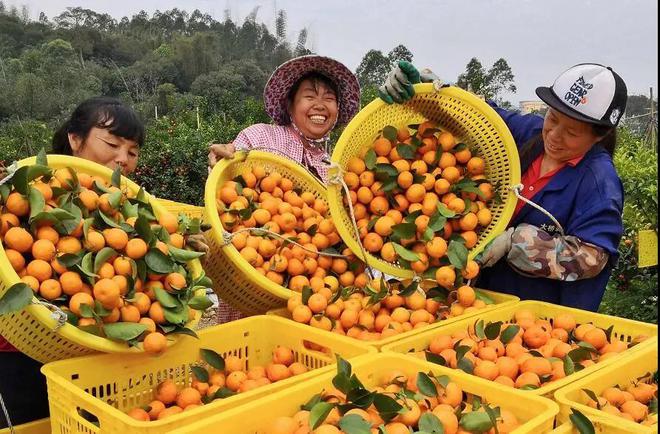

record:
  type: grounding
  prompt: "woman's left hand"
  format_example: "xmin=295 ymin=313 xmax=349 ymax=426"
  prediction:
xmin=475 ymin=227 xmax=514 ymax=267
xmin=186 ymin=233 xmax=210 ymax=260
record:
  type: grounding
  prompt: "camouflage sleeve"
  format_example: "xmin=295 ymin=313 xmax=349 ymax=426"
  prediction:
xmin=506 ymin=223 xmax=609 ymax=281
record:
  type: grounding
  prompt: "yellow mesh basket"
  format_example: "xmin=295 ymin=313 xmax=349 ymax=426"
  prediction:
xmin=267 ymin=287 xmax=519 ymax=350
xmin=0 ymin=418 xmax=51 ymax=434
xmin=381 ymin=300 xmax=658 ymax=397
xmin=328 ymin=83 xmax=521 ymax=278
xmin=550 ymin=419 xmax=642 ymax=434
xmin=156 ymin=198 xmax=205 ymax=221
xmin=553 ymin=340 xmax=658 ymax=432
xmin=40 ymin=315 xmax=375 ymax=434
xmin=172 ymin=353 xmax=558 ymax=434
xmin=0 ymin=155 xmax=205 ymax=363
xmin=204 ymin=150 xmax=328 ymax=315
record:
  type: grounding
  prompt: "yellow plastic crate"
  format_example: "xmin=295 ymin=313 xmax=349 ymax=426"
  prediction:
xmin=549 ymin=417 xmax=641 ymax=434
xmin=381 ymin=300 xmax=658 ymax=397
xmin=155 ymin=198 xmax=205 ymax=221
xmin=204 ymin=150 xmax=330 ymax=316
xmin=40 ymin=315 xmax=375 ymax=434
xmin=267 ymin=288 xmax=518 ymax=349
xmin=328 ymin=83 xmax=521 ymax=279
xmin=0 ymin=418 xmax=50 ymax=434
xmin=0 ymin=155 xmax=205 ymax=363
xmin=554 ymin=341 xmax=657 ymax=432
xmin=172 ymin=353 xmax=558 ymax=434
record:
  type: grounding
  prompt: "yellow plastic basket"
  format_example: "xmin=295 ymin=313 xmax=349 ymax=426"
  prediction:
xmin=204 ymin=150 xmax=330 ymax=316
xmin=328 ymin=83 xmax=521 ymax=278
xmin=549 ymin=418 xmax=642 ymax=434
xmin=0 ymin=418 xmax=51 ymax=434
xmin=40 ymin=315 xmax=375 ymax=434
xmin=267 ymin=288 xmax=519 ymax=350
xmin=554 ymin=340 xmax=658 ymax=432
xmin=381 ymin=300 xmax=658 ymax=397
xmin=155 ymin=198 xmax=205 ymax=221
xmin=0 ymin=155 xmax=205 ymax=363
xmin=173 ymin=353 xmax=558 ymax=434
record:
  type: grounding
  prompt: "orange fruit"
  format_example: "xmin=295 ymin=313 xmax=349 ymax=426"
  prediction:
xmin=93 ymin=278 xmax=121 ymax=309
xmin=582 ymin=327 xmax=608 ymax=350
xmin=435 ymin=266 xmax=455 ymax=288
xmin=125 ymin=238 xmax=148 ymax=259
xmin=5 ymin=193 xmax=29 ymax=216
xmin=515 ymin=372 xmax=541 ymax=389
xmin=4 ymin=226 xmax=34 ymax=253
xmin=60 ymin=271 xmax=83 ymax=296
xmin=467 ymin=157 xmax=485 ymax=175
xmin=102 ymin=228 xmax=128 ymax=251
xmin=456 ymin=285 xmax=476 ymax=307
xmin=143 ymin=332 xmax=167 ymax=355
xmin=6 ymin=249 xmax=25 ymax=272
xmin=26 ymin=259 xmax=52 ymax=282
xmin=39 ymin=279 xmax=62 ymax=300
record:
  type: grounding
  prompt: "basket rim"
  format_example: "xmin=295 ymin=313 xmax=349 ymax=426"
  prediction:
xmin=205 ymin=150 xmax=329 ymax=301
xmin=0 ymin=154 xmax=204 ymax=355
xmin=328 ymin=83 xmax=522 ymax=278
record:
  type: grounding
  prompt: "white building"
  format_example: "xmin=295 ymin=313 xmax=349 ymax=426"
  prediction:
xmin=519 ymin=100 xmax=548 ymax=115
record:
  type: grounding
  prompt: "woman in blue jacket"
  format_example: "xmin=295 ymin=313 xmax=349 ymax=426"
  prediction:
xmin=380 ymin=62 xmax=627 ymax=312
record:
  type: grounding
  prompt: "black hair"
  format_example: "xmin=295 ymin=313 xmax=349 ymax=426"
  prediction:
xmin=591 ymin=124 xmax=617 ymax=156
xmin=287 ymin=71 xmax=339 ymax=106
xmin=52 ymin=97 xmax=145 ymax=155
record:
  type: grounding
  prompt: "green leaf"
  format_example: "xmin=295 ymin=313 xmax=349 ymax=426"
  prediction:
xmin=417 ymin=372 xmax=438 ymax=397
xmin=309 ymin=402 xmax=335 ymax=429
xmin=428 ymin=213 xmax=447 ymax=233
xmin=93 ymin=247 xmax=117 ymax=273
xmin=392 ymin=242 xmax=420 ymax=262
xmin=424 ymin=352 xmax=447 ymax=366
xmin=210 ymin=387 xmax=236 ymax=400
xmin=108 ymin=190 xmax=122 ymax=209
xmin=373 ymin=393 xmax=403 ymax=423
xmin=419 ymin=413 xmax=445 ymax=433
xmin=483 ymin=404 xmax=501 ymax=434
xmin=168 ymin=245 xmax=204 ymax=263
xmin=103 ymin=322 xmax=147 ymax=342
xmin=36 ymin=148 xmax=48 ymax=166
xmin=459 ymin=411 xmax=494 ymax=432
xmin=27 ymin=187 xmax=45 ymax=221
xmin=338 ymin=414 xmax=372 ymax=434
xmin=374 ymin=163 xmax=398 ymax=180
xmin=163 ymin=304 xmax=189 ymax=325
xmin=301 ymin=393 xmax=323 ymax=411
xmin=435 ymin=375 xmax=450 ymax=389
xmin=569 ymin=409 xmax=595 ymax=434
xmin=191 ymin=366 xmax=209 ymax=383
xmin=0 ymin=184 xmax=10 ymax=203
xmin=457 ymin=357 xmax=474 ymax=374
xmin=364 ymin=149 xmax=377 ymax=170
xmin=484 ymin=321 xmax=503 ymax=340
xmin=302 ymin=286 xmax=313 ymax=306
xmin=79 ymin=252 xmax=97 ymax=280
xmin=145 ymin=248 xmax=175 ymax=274
xmin=200 ymin=348 xmax=225 ymax=370
xmin=391 ymin=222 xmax=417 ymax=241
xmin=474 ymin=290 xmax=495 ymax=305
xmin=155 ymin=287 xmax=179 ymax=308
xmin=111 ymin=167 xmax=121 ymax=188
xmin=382 ymin=126 xmax=397 ymax=142
xmin=455 ymin=345 xmax=472 ymax=361
xmin=0 ymin=283 xmax=34 ymax=315
xmin=568 ymin=347 xmax=594 ymax=363
xmin=188 ymin=295 xmax=213 ymax=311
xmin=122 ymin=200 xmax=139 ymax=219
xmin=500 ymin=324 xmax=520 ymax=345
xmin=396 ymin=144 xmax=416 ymax=160
xmin=58 ymin=253 xmax=83 ymax=268
xmin=79 ymin=303 xmax=96 ymax=319
xmin=447 ymin=240 xmax=468 ymax=270
xmin=581 ymin=389 xmax=601 ymax=407
xmin=436 ymin=203 xmax=457 ymax=218
xmin=474 ymin=320 xmax=486 ymax=340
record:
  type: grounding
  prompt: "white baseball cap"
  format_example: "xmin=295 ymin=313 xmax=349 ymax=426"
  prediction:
xmin=536 ymin=63 xmax=627 ymax=127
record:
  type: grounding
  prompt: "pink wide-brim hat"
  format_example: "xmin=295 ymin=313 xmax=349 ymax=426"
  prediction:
xmin=263 ymin=55 xmax=361 ymax=126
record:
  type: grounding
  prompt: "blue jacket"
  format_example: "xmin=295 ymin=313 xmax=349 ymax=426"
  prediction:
xmin=477 ymin=106 xmax=624 ymax=311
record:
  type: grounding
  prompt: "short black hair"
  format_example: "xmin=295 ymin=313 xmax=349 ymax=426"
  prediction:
xmin=52 ymin=97 xmax=145 ymax=155
xmin=287 ymin=71 xmax=339 ymax=105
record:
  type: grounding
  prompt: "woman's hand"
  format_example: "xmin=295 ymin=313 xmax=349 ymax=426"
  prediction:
xmin=208 ymin=143 xmax=236 ymax=170
xmin=378 ymin=60 xmax=442 ymax=104
xmin=475 ymin=227 xmax=514 ymax=268
xmin=186 ymin=233 xmax=210 ymax=263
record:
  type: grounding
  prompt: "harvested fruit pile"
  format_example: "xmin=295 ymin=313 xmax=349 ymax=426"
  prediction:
xmin=126 ymin=345 xmax=308 ymax=421
xmin=264 ymin=357 xmax=523 ymax=434
xmin=0 ymin=154 xmax=212 ymax=354
xmin=286 ymin=278 xmax=497 ymax=341
xmin=339 ymin=121 xmax=495 ymax=289
xmin=407 ymin=309 xmax=651 ymax=390
xmin=582 ymin=373 xmax=657 ymax=425
xmin=217 ymin=165 xmax=370 ymax=292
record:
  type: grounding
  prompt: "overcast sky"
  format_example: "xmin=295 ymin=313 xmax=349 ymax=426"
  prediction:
xmin=8 ymin=0 xmax=658 ymax=104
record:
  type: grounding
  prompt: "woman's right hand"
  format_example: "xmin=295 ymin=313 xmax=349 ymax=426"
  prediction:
xmin=208 ymin=143 xmax=236 ymax=170
xmin=378 ymin=60 xmax=442 ymax=104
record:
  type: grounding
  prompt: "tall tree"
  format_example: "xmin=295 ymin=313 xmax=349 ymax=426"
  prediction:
xmin=356 ymin=49 xmax=390 ymax=89
xmin=456 ymin=57 xmax=516 ymax=104
xmin=387 ymin=44 xmax=413 ymax=66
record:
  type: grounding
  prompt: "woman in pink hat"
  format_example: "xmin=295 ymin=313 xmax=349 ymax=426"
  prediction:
xmin=208 ymin=55 xmax=360 ymax=322
xmin=208 ymin=55 xmax=360 ymax=183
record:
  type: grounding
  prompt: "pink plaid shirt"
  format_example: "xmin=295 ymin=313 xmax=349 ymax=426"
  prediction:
xmin=233 ymin=124 xmax=330 ymax=183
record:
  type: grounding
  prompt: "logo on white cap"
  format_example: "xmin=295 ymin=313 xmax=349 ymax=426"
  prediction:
xmin=552 ymin=64 xmax=616 ymax=121
xmin=610 ymin=108 xmax=621 ymax=125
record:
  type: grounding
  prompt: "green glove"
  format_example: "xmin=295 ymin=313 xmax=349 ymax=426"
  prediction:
xmin=379 ymin=61 xmax=442 ymax=104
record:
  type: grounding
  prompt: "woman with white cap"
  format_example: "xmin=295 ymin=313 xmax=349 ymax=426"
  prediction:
xmin=208 ymin=55 xmax=360 ymax=322
xmin=380 ymin=61 xmax=627 ymax=311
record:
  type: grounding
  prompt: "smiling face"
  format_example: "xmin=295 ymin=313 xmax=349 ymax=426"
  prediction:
xmin=288 ymin=77 xmax=339 ymax=140
xmin=69 ymin=125 xmax=139 ymax=175
xmin=542 ymin=108 xmax=603 ymax=162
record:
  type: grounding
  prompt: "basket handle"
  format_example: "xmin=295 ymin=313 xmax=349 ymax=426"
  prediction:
xmin=69 ymin=406 xmax=103 ymax=433
xmin=297 ymin=338 xmax=336 ymax=363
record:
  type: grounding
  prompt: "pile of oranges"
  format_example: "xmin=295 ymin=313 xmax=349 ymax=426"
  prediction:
xmin=409 ymin=309 xmax=651 ymax=390
xmin=126 ymin=345 xmax=308 ymax=421
xmin=217 ymin=165 xmax=370 ymax=292
xmin=286 ymin=278 xmax=496 ymax=341
xmin=0 ymin=158 xmax=211 ymax=354
xmin=266 ymin=360 xmax=521 ymax=434
xmin=584 ymin=376 xmax=657 ymax=425
xmin=341 ymin=122 xmax=495 ymax=288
